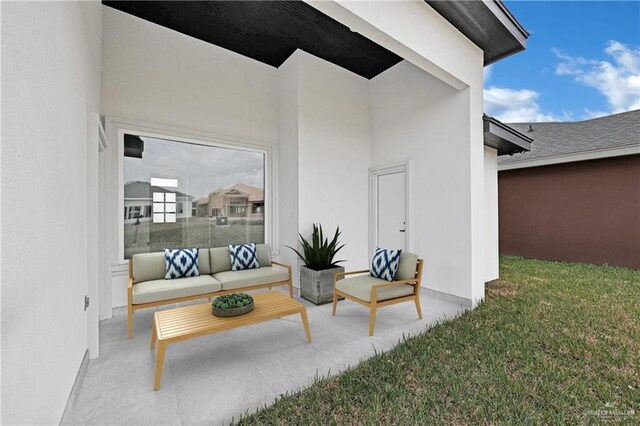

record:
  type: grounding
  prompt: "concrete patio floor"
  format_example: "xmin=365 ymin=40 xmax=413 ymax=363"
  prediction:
xmin=64 ymin=288 xmax=466 ymax=425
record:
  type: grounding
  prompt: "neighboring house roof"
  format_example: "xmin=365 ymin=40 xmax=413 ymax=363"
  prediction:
xmin=230 ymin=183 xmax=264 ymax=202
xmin=209 ymin=187 xmax=225 ymax=195
xmin=499 ymin=110 xmax=640 ymax=169
xmin=197 ymin=184 xmax=264 ymax=204
xmin=483 ymin=114 xmax=533 ymax=156
xmin=124 ymin=181 xmax=194 ymax=199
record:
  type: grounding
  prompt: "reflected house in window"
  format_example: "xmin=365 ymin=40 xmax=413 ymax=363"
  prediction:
xmin=124 ymin=181 xmax=194 ymax=223
xmin=195 ymin=183 xmax=264 ymax=222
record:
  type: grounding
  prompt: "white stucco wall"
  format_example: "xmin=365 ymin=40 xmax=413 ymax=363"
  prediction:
xmin=484 ymin=147 xmax=499 ymax=282
xmin=101 ymin=7 xmax=279 ymax=308
xmin=101 ymin=7 xmax=278 ymax=142
xmin=370 ymin=60 xmax=477 ymax=303
xmin=276 ymin=54 xmax=301 ymax=286
xmin=320 ymin=0 xmax=486 ymax=306
xmin=296 ymin=51 xmax=371 ymax=277
xmin=308 ymin=0 xmax=480 ymax=89
xmin=1 ymin=1 xmax=102 ymax=423
xmin=277 ymin=51 xmax=371 ymax=287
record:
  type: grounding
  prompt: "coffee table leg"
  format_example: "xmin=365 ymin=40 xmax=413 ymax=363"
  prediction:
xmin=150 ymin=324 xmax=157 ymax=350
xmin=300 ymin=308 xmax=312 ymax=343
xmin=154 ymin=341 xmax=167 ymax=391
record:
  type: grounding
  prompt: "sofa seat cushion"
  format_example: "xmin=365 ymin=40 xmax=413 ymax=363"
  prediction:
xmin=336 ymin=275 xmax=414 ymax=303
xmin=132 ymin=275 xmax=221 ymax=305
xmin=214 ymin=266 xmax=289 ymax=291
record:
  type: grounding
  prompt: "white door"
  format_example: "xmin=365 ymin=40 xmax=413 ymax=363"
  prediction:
xmin=377 ymin=171 xmax=406 ymax=250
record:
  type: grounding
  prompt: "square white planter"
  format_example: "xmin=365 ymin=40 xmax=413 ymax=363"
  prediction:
xmin=300 ymin=265 xmax=344 ymax=305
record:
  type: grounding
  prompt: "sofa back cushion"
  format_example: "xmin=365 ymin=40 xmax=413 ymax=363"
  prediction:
xmin=132 ymin=252 xmax=165 ymax=283
xmin=256 ymin=244 xmax=272 ymax=267
xmin=133 ymin=249 xmax=211 ymax=283
xmin=395 ymin=252 xmax=419 ymax=281
xmin=210 ymin=247 xmax=233 ymax=274
xmin=198 ymin=248 xmax=211 ymax=275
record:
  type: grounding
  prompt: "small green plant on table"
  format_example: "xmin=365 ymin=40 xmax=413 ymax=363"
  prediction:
xmin=212 ymin=293 xmax=254 ymax=317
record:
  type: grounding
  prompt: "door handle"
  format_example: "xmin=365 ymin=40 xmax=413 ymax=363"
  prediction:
xmin=399 ymin=229 xmax=406 ymax=232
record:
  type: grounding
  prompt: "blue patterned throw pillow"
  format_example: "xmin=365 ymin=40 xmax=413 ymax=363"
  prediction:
xmin=164 ymin=248 xmax=200 ymax=279
xmin=229 ymin=243 xmax=260 ymax=271
xmin=370 ymin=247 xmax=402 ymax=282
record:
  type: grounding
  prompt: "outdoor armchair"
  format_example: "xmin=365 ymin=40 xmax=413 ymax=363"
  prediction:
xmin=332 ymin=253 xmax=424 ymax=336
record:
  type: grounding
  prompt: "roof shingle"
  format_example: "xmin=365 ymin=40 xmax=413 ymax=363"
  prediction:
xmin=499 ymin=109 xmax=640 ymax=164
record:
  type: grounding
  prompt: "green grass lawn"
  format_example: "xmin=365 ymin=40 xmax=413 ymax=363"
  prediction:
xmin=238 ymin=257 xmax=639 ymax=424
xmin=124 ymin=217 xmax=264 ymax=258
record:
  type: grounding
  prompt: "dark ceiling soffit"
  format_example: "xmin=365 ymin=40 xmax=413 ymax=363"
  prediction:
xmin=425 ymin=0 xmax=529 ymax=66
xmin=102 ymin=1 xmax=401 ymax=80
xmin=483 ymin=115 xmax=533 ymax=156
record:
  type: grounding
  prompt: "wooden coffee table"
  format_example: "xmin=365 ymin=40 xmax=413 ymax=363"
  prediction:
xmin=150 ymin=291 xmax=312 ymax=390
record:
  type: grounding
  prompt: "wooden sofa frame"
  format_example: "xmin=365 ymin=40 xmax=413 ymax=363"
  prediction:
xmin=332 ymin=258 xmax=424 ymax=336
xmin=128 ymin=260 xmax=293 ymax=338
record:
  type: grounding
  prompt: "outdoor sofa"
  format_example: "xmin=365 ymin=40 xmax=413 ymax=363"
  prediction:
xmin=127 ymin=244 xmax=292 ymax=337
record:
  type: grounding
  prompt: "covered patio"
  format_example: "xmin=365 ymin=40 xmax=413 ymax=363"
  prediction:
xmin=2 ymin=1 xmax=531 ymax=424
xmin=63 ymin=289 xmax=464 ymax=424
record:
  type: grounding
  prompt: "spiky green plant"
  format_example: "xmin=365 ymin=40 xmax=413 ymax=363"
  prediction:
xmin=287 ymin=224 xmax=345 ymax=271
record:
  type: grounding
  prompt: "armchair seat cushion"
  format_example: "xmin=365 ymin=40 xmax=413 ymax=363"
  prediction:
xmin=214 ymin=266 xmax=289 ymax=291
xmin=132 ymin=275 xmax=221 ymax=305
xmin=336 ymin=275 xmax=414 ymax=303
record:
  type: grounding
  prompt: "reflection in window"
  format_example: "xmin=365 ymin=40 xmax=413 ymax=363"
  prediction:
xmin=123 ymin=134 xmax=265 ymax=259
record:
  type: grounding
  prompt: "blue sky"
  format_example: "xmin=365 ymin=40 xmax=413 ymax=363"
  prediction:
xmin=484 ymin=1 xmax=640 ymax=123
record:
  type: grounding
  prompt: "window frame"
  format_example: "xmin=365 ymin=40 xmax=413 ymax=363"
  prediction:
xmin=109 ymin=116 xmax=278 ymax=265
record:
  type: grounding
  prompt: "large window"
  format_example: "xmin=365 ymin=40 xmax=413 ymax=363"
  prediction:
xmin=123 ymin=133 xmax=265 ymax=259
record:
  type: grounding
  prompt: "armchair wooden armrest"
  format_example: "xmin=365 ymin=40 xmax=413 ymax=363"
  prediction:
xmin=371 ymin=278 xmax=418 ymax=290
xmin=335 ymin=269 xmax=370 ymax=281
xmin=370 ymin=279 xmax=420 ymax=307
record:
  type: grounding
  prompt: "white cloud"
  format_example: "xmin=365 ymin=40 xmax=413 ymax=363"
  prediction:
xmin=484 ymin=86 xmax=564 ymax=122
xmin=125 ymin=137 xmax=264 ymax=199
xmin=582 ymin=109 xmax=610 ymax=120
xmin=551 ymin=48 xmax=598 ymax=76
xmin=554 ymin=41 xmax=640 ymax=114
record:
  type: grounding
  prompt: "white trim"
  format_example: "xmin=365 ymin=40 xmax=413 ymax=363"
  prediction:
xmin=110 ymin=263 xmax=129 ymax=276
xmin=98 ymin=117 xmax=112 ymax=320
xmin=105 ymin=116 xmax=279 ymax=270
xmin=98 ymin=118 xmax=108 ymax=152
xmin=87 ymin=113 xmax=102 ymax=360
xmin=498 ymin=145 xmax=640 ymax=171
xmin=368 ymin=161 xmax=412 ymax=257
